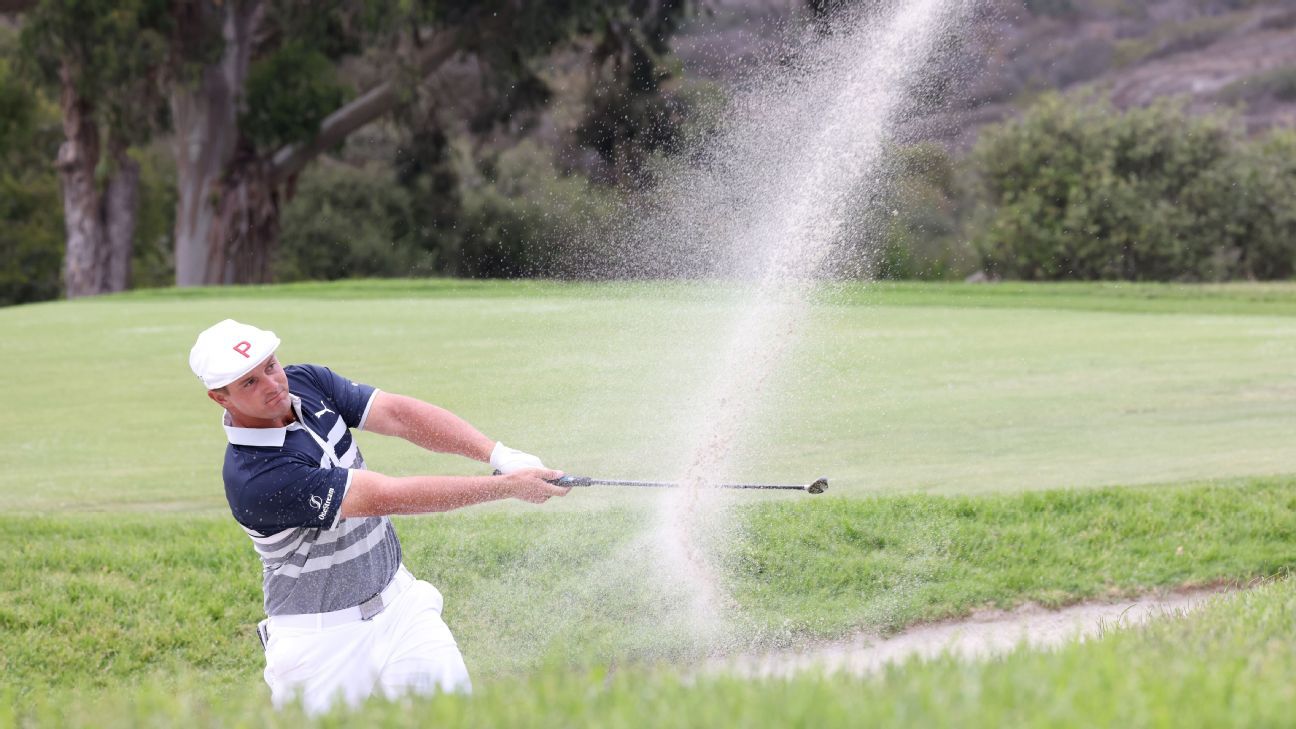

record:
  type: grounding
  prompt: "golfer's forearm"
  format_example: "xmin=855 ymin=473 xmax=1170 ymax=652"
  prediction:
xmin=341 ymin=471 xmax=510 ymax=517
xmin=368 ymin=393 xmax=495 ymax=461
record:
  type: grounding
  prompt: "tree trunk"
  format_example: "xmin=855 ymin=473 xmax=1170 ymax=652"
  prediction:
xmin=171 ymin=6 xmax=458 ymax=286
xmin=170 ymin=0 xmax=261 ymax=286
xmin=103 ymin=138 xmax=140 ymax=292
xmin=55 ymin=62 xmax=108 ymax=299
xmin=55 ymin=63 xmax=143 ymax=299
xmin=206 ymin=145 xmax=279 ymax=284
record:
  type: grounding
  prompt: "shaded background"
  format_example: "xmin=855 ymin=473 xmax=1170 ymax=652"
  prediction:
xmin=2 ymin=0 xmax=1295 ymax=306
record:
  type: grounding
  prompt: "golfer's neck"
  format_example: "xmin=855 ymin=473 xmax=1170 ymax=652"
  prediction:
xmin=228 ymin=408 xmax=297 ymax=429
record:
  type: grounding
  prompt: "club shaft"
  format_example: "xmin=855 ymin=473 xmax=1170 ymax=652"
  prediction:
xmin=567 ymin=477 xmax=809 ymax=491
xmin=496 ymin=470 xmax=825 ymax=493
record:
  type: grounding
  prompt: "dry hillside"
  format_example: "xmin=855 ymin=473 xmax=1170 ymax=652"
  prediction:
xmin=671 ymin=0 xmax=1296 ymax=150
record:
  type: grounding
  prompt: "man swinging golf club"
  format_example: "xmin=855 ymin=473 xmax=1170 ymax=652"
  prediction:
xmin=189 ymin=319 xmax=569 ymax=714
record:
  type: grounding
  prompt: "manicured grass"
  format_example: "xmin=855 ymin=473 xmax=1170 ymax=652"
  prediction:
xmin=4 ymin=281 xmax=1296 ymax=723
xmin=4 ymin=477 xmax=1291 ymax=700
xmin=15 ymin=572 xmax=1296 ymax=727
xmin=110 ymin=278 xmax=1296 ymax=317
xmin=729 ymin=476 xmax=1296 ymax=635
xmin=828 ymin=280 xmax=1296 ymax=316
xmin=4 ymin=280 xmax=1296 ymax=511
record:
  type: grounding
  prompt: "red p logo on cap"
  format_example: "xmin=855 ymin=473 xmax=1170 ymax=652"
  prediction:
xmin=233 ymin=341 xmax=252 ymax=358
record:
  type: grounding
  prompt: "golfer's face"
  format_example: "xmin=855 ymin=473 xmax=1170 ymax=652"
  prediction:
xmin=223 ymin=354 xmax=291 ymax=421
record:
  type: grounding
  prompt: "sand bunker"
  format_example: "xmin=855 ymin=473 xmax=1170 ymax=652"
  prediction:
xmin=714 ymin=589 xmax=1226 ymax=678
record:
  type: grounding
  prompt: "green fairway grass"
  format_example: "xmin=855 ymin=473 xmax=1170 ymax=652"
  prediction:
xmin=4 ymin=280 xmax=1296 ymax=511
xmin=4 ymin=280 xmax=1295 ymax=722
xmin=109 ymin=278 xmax=1296 ymax=316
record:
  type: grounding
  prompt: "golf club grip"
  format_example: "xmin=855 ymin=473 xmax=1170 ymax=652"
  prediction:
xmin=491 ymin=469 xmax=591 ymax=487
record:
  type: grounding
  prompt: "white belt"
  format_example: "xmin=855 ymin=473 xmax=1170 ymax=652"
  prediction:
xmin=268 ymin=565 xmax=415 ymax=630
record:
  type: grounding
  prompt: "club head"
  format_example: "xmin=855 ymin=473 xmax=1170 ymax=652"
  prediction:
xmin=806 ymin=477 xmax=828 ymax=495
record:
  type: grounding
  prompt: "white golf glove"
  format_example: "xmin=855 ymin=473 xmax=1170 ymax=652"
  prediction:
xmin=490 ymin=442 xmax=546 ymax=474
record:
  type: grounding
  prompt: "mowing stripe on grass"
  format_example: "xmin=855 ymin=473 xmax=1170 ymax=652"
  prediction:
xmin=8 ymin=281 xmax=1296 ymax=511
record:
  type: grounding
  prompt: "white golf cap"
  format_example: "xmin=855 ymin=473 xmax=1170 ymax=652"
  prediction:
xmin=189 ymin=319 xmax=282 ymax=389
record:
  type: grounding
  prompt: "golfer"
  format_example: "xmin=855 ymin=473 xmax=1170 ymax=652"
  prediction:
xmin=188 ymin=318 xmax=569 ymax=713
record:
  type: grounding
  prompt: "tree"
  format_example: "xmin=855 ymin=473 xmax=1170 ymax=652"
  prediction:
xmin=18 ymin=0 xmax=170 ymax=298
xmin=12 ymin=0 xmax=694 ymax=292
xmin=576 ymin=1 xmax=689 ymax=188
xmin=386 ymin=0 xmax=691 ymax=276
xmin=169 ymin=0 xmax=690 ymax=287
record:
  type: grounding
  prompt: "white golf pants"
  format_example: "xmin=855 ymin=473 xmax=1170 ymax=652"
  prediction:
xmin=262 ymin=575 xmax=471 ymax=714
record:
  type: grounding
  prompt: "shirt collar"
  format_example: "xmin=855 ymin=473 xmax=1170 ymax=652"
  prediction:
xmin=222 ymin=395 xmax=303 ymax=446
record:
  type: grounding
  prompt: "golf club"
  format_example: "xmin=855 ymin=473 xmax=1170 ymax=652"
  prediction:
xmin=496 ymin=471 xmax=828 ymax=494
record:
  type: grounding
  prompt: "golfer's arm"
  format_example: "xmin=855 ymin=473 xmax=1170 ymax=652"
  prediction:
xmin=362 ymin=392 xmax=495 ymax=462
xmin=340 ymin=469 xmax=511 ymax=517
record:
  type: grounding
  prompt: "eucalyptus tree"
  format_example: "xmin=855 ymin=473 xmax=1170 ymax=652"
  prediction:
xmin=170 ymin=0 xmax=691 ymax=286
xmin=18 ymin=0 xmax=170 ymax=298
xmin=12 ymin=0 xmax=691 ymax=292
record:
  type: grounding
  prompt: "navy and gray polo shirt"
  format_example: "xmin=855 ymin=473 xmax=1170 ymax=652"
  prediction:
xmin=221 ymin=364 xmax=401 ymax=616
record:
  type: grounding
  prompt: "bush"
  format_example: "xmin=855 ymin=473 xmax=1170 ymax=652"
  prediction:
xmin=276 ymin=141 xmax=619 ymax=282
xmin=447 ymin=142 xmax=620 ymax=278
xmin=275 ymin=163 xmax=429 ymax=281
xmin=1185 ymin=130 xmax=1296 ymax=279
xmin=0 ymin=174 xmax=63 ymax=306
xmin=970 ymin=94 xmax=1296 ymax=281
xmin=835 ymin=142 xmax=972 ymax=281
xmin=0 ymin=54 xmax=63 ymax=306
xmin=129 ymin=143 xmax=178 ymax=289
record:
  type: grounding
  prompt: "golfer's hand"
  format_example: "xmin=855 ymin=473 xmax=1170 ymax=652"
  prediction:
xmin=504 ymin=468 xmax=570 ymax=504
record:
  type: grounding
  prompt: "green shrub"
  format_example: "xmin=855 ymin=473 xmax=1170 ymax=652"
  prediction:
xmin=0 ymin=174 xmax=63 ymax=306
xmin=277 ymin=141 xmax=617 ymax=282
xmin=0 ymin=54 xmax=63 ymax=306
xmin=447 ymin=142 xmax=619 ymax=278
xmin=836 ymin=142 xmax=971 ymax=281
xmin=1184 ymin=130 xmax=1296 ymax=279
xmin=971 ymin=94 xmax=1296 ymax=281
xmin=275 ymin=163 xmax=430 ymax=281
xmin=129 ymin=143 xmax=178 ymax=289
xmin=879 ymin=143 xmax=971 ymax=280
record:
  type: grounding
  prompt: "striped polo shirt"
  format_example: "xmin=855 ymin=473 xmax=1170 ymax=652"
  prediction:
xmin=221 ymin=364 xmax=402 ymax=616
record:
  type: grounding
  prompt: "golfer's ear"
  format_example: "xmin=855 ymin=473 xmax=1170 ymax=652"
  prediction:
xmin=207 ymin=390 xmax=227 ymax=406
